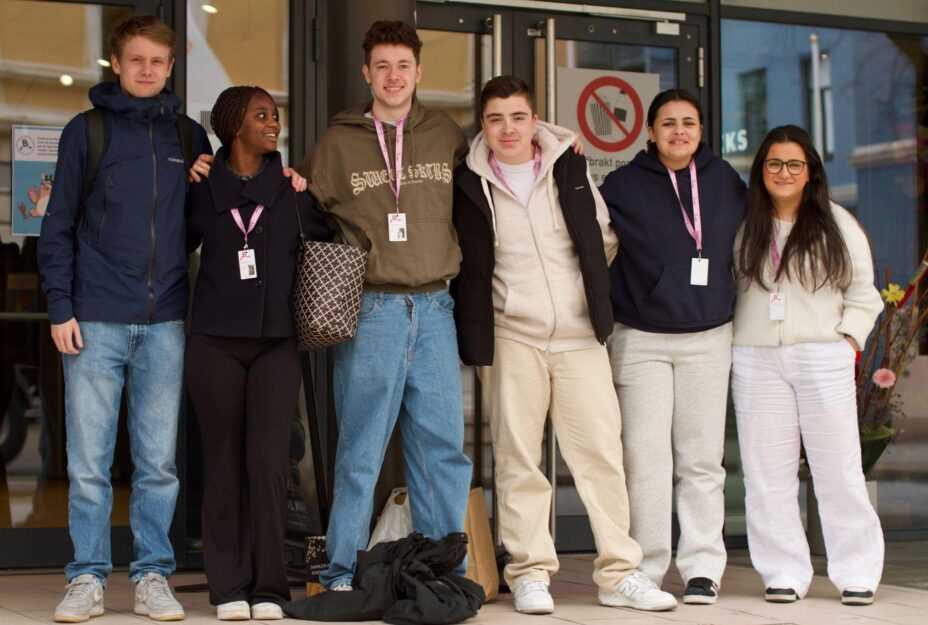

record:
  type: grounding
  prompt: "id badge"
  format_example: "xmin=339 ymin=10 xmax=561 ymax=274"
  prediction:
xmin=238 ymin=248 xmax=257 ymax=280
xmin=388 ymin=213 xmax=407 ymax=242
xmin=769 ymin=292 xmax=786 ymax=321
xmin=690 ymin=257 xmax=709 ymax=286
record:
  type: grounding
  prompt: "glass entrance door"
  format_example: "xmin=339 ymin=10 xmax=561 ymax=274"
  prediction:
xmin=0 ymin=0 xmax=162 ymax=569
xmin=416 ymin=2 xmax=706 ymax=552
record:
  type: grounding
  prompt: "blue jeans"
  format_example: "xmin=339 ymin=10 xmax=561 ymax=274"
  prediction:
xmin=322 ymin=289 xmax=472 ymax=587
xmin=62 ymin=321 xmax=185 ymax=582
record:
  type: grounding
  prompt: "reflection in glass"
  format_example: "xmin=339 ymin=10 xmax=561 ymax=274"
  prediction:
xmin=186 ymin=1 xmax=290 ymax=161
xmin=534 ymin=39 xmax=678 ymax=121
xmin=722 ymin=19 xmax=928 ymax=534
xmin=1 ymin=1 xmax=134 ymax=533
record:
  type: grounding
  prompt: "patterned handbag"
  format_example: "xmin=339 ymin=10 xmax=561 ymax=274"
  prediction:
xmin=292 ymin=200 xmax=367 ymax=351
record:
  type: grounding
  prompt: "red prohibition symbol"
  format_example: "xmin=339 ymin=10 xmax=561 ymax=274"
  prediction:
xmin=576 ymin=76 xmax=644 ymax=152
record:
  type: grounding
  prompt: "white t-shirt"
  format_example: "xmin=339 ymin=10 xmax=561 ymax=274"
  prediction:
xmin=495 ymin=159 xmax=536 ymax=207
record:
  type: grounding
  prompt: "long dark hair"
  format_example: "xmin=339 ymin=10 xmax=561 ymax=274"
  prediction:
xmin=738 ymin=125 xmax=850 ymax=292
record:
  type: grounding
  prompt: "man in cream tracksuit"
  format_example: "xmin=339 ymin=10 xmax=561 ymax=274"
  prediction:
xmin=450 ymin=75 xmax=678 ymax=615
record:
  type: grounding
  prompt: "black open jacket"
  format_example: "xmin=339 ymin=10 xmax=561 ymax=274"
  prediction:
xmin=450 ymin=149 xmax=613 ymax=366
xmin=187 ymin=148 xmax=333 ymax=338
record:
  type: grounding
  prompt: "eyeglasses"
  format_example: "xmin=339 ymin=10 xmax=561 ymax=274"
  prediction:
xmin=764 ymin=159 xmax=806 ymax=175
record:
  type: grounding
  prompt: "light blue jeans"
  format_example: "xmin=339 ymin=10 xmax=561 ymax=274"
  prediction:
xmin=322 ymin=289 xmax=472 ymax=587
xmin=62 ymin=321 xmax=185 ymax=583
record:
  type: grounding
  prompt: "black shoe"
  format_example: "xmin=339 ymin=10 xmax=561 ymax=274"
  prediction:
xmin=683 ymin=577 xmax=719 ymax=605
xmin=841 ymin=588 xmax=874 ymax=606
xmin=764 ymin=587 xmax=798 ymax=603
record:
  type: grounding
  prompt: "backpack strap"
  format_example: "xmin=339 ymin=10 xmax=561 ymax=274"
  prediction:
xmin=175 ymin=114 xmax=197 ymax=169
xmin=80 ymin=108 xmax=109 ymax=226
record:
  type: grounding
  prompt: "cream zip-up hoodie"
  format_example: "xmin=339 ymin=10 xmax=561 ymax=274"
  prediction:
xmin=466 ymin=121 xmax=618 ymax=353
xmin=732 ymin=202 xmax=883 ymax=348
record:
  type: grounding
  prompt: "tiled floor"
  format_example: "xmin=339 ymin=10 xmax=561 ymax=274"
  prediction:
xmin=3 ymin=554 xmax=928 ymax=625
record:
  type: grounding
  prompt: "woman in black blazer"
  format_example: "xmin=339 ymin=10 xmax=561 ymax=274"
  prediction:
xmin=185 ymin=85 xmax=332 ymax=621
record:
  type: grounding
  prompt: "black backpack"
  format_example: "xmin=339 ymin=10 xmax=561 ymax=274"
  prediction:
xmin=78 ymin=107 xmax=197 ymax=221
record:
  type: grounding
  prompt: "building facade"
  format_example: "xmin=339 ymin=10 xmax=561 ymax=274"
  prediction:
xmin=1 ymin=0 xmax=926 ymax=570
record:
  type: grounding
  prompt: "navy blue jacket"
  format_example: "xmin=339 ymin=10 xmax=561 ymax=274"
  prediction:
xmin=38 ymin=82 xmax=211 ymax=325
xmin=600 ymin=143 xmax=746 ymax=333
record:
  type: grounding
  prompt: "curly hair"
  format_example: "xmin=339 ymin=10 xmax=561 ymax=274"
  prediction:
xmin=362 ymin=21 xmax=422 ymax=65
xmin=209 ymin=85 xmax=275 ymax=147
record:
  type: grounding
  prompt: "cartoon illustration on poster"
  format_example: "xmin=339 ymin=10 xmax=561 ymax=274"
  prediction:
xmin=12 ymin=125 xmax=63 ymax=237
xmin=556 ymin=68 xmax=660 ymax=185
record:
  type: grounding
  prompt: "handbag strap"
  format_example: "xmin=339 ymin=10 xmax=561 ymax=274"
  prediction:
xmin=291 ymin=187 xmax=306 ymax=242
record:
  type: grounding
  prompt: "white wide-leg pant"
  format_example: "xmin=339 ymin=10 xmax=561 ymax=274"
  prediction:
xmin=731 ymin=340 xmax=884 ymax=596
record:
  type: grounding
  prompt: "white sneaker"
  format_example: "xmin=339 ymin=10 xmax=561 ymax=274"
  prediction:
xmin=216 ymin=601 xmax=250 ymax=620
xmin=329 ymin=582 xmax=353 ymax=592
xmin=134 ymin=572 xmax=185 ymax=621
xmin=54 ymin=574 xmax=104 ymax=623
xmin=251 ymin=602 xmax=284 ymax=620
xmin=512 ymin=578 xmax=554 ymax=614
xmin=599 ymin=570 xmax=678 ymax=612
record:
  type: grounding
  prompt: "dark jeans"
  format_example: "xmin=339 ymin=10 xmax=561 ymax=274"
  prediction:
xmin=185 ymin=334 xmax=301 ymax=606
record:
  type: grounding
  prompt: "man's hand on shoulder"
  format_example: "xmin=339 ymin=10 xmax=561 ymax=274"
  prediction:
xmin=283 ymin=167 xmax=308 ymax=192
xmin=188 ymin=154 xmax=213 ymax=183
xmin=51 ymin=318 xmax=84 ymax=355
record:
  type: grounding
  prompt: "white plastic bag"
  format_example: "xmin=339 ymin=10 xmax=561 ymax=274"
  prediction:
xmin=367 ymin=487 xmax=412 ymax=549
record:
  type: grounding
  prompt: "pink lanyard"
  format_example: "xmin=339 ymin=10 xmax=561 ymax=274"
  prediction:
xmin=374 ymin=117 xmax=406 ymax=210
xmin=667 ymin=160 xmax=703 ymax=256
xmin=770 ymin=223 xmax=782 ymax=273
xmin=488 ymin=143 xmax=542 ymax=198
xmin=230 ymin=204 xmax=264 ymax=249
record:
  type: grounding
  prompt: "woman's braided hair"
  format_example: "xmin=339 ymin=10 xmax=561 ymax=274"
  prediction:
xmin=210 ymin=85 xmax=275 ymax=147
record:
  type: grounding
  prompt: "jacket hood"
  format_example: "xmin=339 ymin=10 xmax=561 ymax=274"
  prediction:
xmin=89 ymin=81 xmax=181 ymax=122
xmin=329 ymin=96 xmax=431 ymax=131
xmin=629 ymin=141 xmax=715 ymax=175
xmin=465 ymin=121 xmax=577 ymax=247
xmin=466 ymin=120 xmax=575 ymax=181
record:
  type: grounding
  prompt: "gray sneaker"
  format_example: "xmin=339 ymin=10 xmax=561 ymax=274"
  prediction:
xmin=134 ymin=572 xmax=185 ymax=621
xmin=54 ymin=574 xmax=104 ymax=623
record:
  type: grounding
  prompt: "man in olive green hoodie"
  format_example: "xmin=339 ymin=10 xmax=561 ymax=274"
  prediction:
xmin=300 ymin=20 xmax=472 ymax=590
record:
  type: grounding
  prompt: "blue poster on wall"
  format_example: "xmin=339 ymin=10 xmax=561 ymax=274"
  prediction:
xmin=11 ymin=125 xmax=63 ymax=237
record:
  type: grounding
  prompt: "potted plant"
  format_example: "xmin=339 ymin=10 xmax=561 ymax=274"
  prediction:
xmin=856 ymin=249 xmax=928 ymax=475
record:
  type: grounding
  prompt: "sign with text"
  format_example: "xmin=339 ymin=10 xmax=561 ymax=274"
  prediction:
xmin=557 ymin=68 xmax=660 ymax=185
xmin=11 ymin=125 xmax=62 ymax=237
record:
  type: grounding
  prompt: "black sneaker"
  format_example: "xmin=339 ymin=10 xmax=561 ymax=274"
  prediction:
xmin=841 ymin=588 xmax=874 ymax=606
xmin=683 ymin=577 xmax=719 ymax=605
xmin=765 ymin=587 xmax=798 ymax=603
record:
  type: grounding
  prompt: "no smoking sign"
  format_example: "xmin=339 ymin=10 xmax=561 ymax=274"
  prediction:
xmin=576 ymin=76 xmax=644 ymax=153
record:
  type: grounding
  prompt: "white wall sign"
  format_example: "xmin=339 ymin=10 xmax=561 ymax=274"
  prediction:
xmin=557 ymin=68 xmax=660 ymax=185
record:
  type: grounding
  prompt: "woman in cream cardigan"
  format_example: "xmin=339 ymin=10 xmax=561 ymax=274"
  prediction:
xmin=732 ymin=125 xmax=884 ymax=606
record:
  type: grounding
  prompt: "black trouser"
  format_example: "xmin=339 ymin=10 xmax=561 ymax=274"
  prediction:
xmin=185 ymin=334 xmax=301 ymax=606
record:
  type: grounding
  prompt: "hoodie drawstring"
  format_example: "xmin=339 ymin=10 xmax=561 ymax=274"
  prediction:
xmin=480 ymin=176 xmax=499 ymax=247
xmin=546 ymin=169 xmax=560 ymax=231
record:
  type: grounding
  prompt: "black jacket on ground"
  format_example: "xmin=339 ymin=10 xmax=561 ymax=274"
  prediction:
xmin=187 ymin=148 xmax=333 ymax=337
xmin=450 ymin=149 xmax=613 ymax=366
xmin=600 ymin=143 xmax=747 ymax=333
xmin=284 ymin=533 xmax=484 ymax=624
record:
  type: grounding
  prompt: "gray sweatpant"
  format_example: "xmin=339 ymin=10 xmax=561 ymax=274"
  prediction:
xmin=607 ymin=322 xmax=732 ymax=587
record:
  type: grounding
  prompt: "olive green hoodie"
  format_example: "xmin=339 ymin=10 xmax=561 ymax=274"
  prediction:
xmin=300 ymin=99 xmax=468 ymax=291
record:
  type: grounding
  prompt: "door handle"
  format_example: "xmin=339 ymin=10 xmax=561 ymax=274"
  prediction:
xmin=545 ymin=17 xmax=557 ymax=124
xmin=492 ymin=14 xmax=503 ymax=77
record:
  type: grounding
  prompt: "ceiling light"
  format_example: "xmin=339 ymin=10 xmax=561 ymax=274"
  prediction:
xmin=97 ymin=58 xmax=111 ymax=68
xmin=201 ymin=3 xmax=218 ymax=14
xmin=59 ymin=74 xmax=74 ymax=86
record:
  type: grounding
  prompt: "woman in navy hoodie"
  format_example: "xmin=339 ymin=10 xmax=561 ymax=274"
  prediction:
xmin=600 ymin=89 xmax=746 ymax=605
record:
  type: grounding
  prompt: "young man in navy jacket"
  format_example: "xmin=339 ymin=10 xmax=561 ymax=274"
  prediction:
xmin=37 ymin=16 xmax=210 ymax=623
